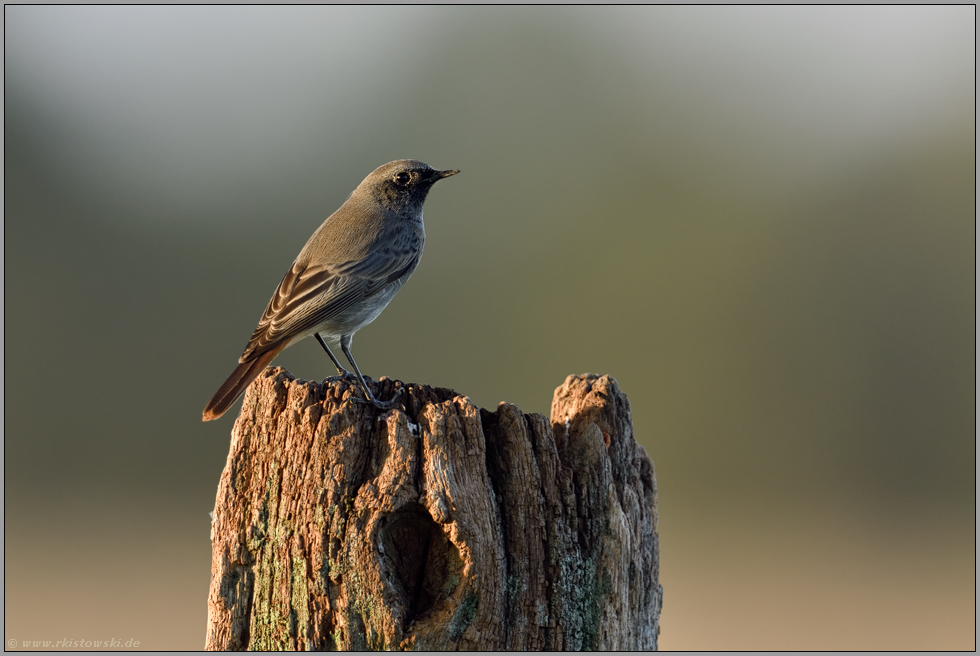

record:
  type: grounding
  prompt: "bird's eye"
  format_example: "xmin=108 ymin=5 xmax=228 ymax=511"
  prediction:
xmin=393 ymin=172 xmax=411 ymax=185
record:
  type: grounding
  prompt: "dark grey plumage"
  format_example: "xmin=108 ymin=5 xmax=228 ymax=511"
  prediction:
xmin=204 ymin=159 xmax=458 ymax=421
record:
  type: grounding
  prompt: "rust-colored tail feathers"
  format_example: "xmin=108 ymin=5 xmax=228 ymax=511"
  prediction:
xmin=202 ymin=342 xmax=287 ymax=421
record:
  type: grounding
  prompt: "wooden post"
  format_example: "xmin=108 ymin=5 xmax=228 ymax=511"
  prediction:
xmin=206 ymin=368 xmax=661 ymax=650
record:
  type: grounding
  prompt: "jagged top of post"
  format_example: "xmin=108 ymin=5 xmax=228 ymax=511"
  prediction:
xmin=234 ymin=366 xmax=629 ymax=442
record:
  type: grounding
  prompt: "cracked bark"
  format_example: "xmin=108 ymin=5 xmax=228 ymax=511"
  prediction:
xmin=206 ymin=367 xmax=661 ymax=651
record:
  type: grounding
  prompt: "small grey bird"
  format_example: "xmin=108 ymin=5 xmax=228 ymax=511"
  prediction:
xmin=203 ymin=159 xmax=458 ymax=421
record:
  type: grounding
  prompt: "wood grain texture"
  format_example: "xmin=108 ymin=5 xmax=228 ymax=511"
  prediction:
xmin=206 ymin=368 xmax=661 ymax=650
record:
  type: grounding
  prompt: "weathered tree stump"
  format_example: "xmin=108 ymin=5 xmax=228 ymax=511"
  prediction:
xmin=206 ymin=368 xmax=661 ymax=651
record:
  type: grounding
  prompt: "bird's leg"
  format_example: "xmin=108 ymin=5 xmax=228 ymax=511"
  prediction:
xmin=315 ymin=333 xmax=357 ymax=382
xmin=339 ymin=334 xmax=402 ymax=410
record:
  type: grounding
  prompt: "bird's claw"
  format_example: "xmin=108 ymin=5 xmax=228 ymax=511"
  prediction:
xmin=323 ymin=371 xmax=359 ymax=384
xmin=350 ymin=387 xmax=403 ymax=410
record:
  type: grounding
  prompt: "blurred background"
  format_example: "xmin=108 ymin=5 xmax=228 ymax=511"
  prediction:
xmin=4 ymin=6 xmax=975 ymax=650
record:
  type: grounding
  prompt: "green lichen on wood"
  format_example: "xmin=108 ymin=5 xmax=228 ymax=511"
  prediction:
xmin=506 ymin=572 xmax=522 ymax=604
xmin=344 ymin=565 xmax=390 ymax=650
xmin=579 ymin=565 xmax=613 ymax=651
xmin=365 ymin=626 xmax=388 ymax=651
xmin=247 ymin=550 xmax=292 ymax=651
xmin=245 ymin=466 xmax=304 ymax=651
xmin=343 ymin=607 xmax=368 ymax=652
xmin=312 ymin=512 xmax=393 ymax=652
xmin=441 ymin=542 xmax=465 ymax=597
xmin=448 ymin=592 xmax=479 ymax=641
xmin=549 ymin=550 xmax=612 ymax=652
xmin=314 ymin=504 xmax=327 ymax=528
xmin=290 ymin=554 xmax=311 ymax=649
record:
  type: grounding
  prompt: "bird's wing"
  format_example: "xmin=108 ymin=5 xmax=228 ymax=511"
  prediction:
xmin=240 ymin=247 xmax=420 ymax=361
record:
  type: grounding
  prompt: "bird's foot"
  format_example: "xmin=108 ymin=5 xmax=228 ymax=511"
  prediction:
xmin=350 ymin=387 xmax=404 ymax=410
xmin=323 ymin=370 xmax=359 ymax=384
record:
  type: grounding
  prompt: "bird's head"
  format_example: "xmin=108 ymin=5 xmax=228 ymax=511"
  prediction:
xmin=359 ymin=160 xmax=459 ymax=214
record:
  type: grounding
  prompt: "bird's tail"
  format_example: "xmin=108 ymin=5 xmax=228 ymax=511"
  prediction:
xmin=202 ymin=342 xmax=287 ymax=421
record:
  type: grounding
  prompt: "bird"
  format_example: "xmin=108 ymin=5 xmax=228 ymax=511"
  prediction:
xmin=202 ymin=159 xmax=459 ymax=421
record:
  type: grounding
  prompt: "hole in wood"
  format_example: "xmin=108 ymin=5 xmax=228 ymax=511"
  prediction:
xmin=380 ymin=504 xmax=462 ymax=627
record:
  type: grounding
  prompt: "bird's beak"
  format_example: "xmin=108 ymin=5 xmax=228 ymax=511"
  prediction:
xmin=436 ymin=169 xmax=460 ymax=179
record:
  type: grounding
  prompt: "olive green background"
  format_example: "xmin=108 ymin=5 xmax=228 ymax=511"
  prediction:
xmin=4 ymin=7 xmax=975 ymax=650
